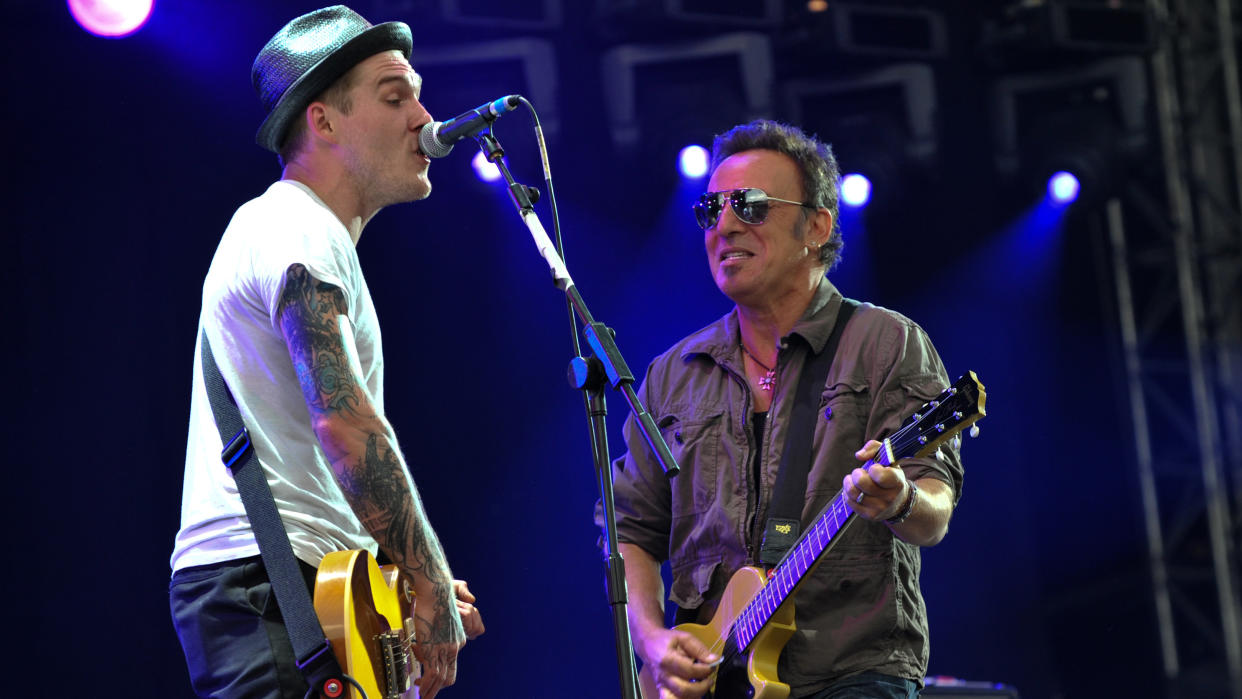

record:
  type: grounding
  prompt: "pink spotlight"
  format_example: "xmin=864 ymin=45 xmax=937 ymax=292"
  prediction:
xmin=68 ymin=0 xmax=155 ymax=38
xmin=471 ymin=150 xmax=502 ymax=183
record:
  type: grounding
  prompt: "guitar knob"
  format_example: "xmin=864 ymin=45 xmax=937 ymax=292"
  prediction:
xmin=970 ymin=424 xmax=980 ymax=438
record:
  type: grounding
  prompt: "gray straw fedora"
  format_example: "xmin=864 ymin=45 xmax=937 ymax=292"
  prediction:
xmin=251 ymin=5 xmax=412 ymax=153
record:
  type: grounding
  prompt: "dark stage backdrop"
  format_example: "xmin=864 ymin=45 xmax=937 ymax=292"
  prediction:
xmin=8 ymin=2 xmax=1165 ymax=698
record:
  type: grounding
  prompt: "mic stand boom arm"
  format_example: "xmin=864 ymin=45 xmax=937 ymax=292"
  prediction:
xmin=475 ymin=132 xmax=680 ymax=699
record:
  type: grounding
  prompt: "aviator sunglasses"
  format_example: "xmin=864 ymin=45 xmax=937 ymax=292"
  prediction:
xmin=692 ymin=187 xmax=815 ymax=230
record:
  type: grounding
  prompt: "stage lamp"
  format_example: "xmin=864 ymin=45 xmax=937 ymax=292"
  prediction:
xmin=68 ymin=0 xmax=154 ymax=38
xmin=679 ymin=145 xmax=709 ymax=179
xmin=783 ymin=63 xmax=939 ymax=210
xmin=841 ymin=174 xmax=872 ymax=208
xmin=990 ymin=56 xmax=1148 ymax=201
xmin=1047 ymin=171 xmax=1080 ymax=205
xmin=472 ymin=151 xmax=502 ymax=182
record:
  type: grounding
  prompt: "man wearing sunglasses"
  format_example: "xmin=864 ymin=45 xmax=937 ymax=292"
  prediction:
xmin=602 ymin=120 xmax=964 ymax=698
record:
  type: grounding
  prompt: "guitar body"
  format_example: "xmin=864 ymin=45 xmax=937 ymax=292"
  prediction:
xmin=314 ymin=550 xmax=419 ymax=699
xmin=638 ymin=566 xmax=797 ymax=699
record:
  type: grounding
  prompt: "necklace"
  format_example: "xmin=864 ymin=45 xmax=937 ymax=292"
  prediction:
xmin=739 ymin=343 xmax=776 ymax=392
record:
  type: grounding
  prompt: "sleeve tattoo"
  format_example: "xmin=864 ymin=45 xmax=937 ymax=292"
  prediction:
xmin=277 ymin=264 xmax=456 ymax=637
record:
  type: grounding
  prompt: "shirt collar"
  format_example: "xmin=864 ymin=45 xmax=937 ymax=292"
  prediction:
xmin=679 ymin=277 xmax=845 ymax=363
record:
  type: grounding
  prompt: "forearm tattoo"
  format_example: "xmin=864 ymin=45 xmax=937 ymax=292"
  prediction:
xmin=278 ymin=265 xmax=455 ymax=638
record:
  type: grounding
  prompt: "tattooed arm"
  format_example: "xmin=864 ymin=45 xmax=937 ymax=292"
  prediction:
xmin=277 ymin=263 xmax=466 ymax=697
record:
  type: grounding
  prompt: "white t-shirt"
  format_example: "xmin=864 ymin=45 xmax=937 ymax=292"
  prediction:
xmin=171 ymin=180 xmax=382 ymax=573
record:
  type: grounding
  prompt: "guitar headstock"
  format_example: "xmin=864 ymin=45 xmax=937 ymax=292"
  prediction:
xmin=895 ymin=371 xmax=986 ymax=459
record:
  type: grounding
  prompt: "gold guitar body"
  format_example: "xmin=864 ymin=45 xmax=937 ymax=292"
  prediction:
xmin=638 ymin=566 xmax=797 ymax=699
xmin=314 ymin=550 xmax=419 ymax=699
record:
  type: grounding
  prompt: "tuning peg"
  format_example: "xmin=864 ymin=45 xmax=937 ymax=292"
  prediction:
xmin=970 ymin=424 xmax=980 ymax=438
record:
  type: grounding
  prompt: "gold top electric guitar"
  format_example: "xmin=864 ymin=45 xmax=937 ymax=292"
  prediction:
xmin=638 ymin=371 xmax=986 ymax=699
xmin=314 ymin=549 xmax=421 ymax=699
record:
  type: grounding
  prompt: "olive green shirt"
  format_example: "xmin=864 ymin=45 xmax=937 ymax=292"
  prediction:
xmin=603 ymin=278 xmax=964 ymax=695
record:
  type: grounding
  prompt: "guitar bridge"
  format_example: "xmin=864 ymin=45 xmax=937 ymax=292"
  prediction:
xmin=377 ymin=629 xmax=412 ymax=699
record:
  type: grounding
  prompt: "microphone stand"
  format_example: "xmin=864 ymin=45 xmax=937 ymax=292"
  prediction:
xmin=473 ymin=130 xmax=680 ymax=699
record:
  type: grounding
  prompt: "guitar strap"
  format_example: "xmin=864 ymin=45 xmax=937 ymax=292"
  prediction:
xmin=758 ymin=298 xmax=859 ymax=569
xmin=200 ymin=331 xmax=345 ymax=695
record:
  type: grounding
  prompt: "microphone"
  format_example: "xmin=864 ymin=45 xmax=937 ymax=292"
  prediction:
xmin=419 ymin=95 xmax=521 ymax=158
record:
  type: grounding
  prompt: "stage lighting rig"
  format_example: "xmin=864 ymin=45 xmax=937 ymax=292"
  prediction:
xmin=415 ymin=38 xmax=561 ymax=138
xmin=780 ymin=1 xmax=949 ymax=62
xmin=369 ymin=0 xmax=564 ymax=30
xmin=595 ymin=0 xmax=783 ymax=37
xmin=782 ymin=62 xmax=939 ymax=208
xmin=981 ymin=0 xmax=1154 ymax=69
xmin=600 ymin=32 xmax=775 ymax=153
xmin=990 ymin=55 xmax=1149 ymax=202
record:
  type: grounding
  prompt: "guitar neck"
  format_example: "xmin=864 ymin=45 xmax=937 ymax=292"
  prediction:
xmin=730 ymin=372 xmax=983 ymax=652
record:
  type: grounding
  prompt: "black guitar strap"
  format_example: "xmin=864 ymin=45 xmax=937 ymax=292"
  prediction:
xmin=200 ymin=331 xmax=345 ymax=695
xmin=758 ymin=298 xmax=859 ymax=568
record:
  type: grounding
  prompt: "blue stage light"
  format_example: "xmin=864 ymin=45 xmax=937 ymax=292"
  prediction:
xmin=841 ymin=174 xmax=872 ymax=208
xmin=1047 ymin=171 xmax=1080 ymax=205
xmin=679 ymin=145 xmax=709 ymax=179
xmin=472 ymin=151 xmax=502 ymax=182
xmin=68 ymin=0 xmax=154 ymax=38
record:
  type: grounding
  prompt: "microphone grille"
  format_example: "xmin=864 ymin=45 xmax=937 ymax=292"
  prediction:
xmin=418 ymin=122 xmax=453 ymax=159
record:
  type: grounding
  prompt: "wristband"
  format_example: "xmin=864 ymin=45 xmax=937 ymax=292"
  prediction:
xmin=885 ymin=481 xmax=919 ymax=525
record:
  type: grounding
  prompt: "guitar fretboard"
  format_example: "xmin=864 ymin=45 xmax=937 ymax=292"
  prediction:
xmin=730 ymin=382 xmax=973 ymax=651
xmin=731 ymin=465 xmax=875 ymax=650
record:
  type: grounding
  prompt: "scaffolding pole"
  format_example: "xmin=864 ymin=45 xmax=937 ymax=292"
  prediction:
xmin=1105 ymin=1 xmax=1242 ymax=696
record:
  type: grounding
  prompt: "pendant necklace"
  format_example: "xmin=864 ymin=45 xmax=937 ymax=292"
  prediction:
xmin=739 ymin=343 xmax=776 ymax=392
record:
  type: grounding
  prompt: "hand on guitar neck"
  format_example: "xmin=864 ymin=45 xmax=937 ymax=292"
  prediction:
xmin=845 ymin=439 xmax=956 ymax=547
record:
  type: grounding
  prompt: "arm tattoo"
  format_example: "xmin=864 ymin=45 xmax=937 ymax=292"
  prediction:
xmin=339 ymin=435 xmax=456 ymax=642
xmin=279 ymin=264 xmax=455 ymax=638
xmin=278 ymin=264 xmax=361 ymax=418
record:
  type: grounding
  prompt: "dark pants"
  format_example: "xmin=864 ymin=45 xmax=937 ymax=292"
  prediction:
xmin=169 ymin=555 xmax=318 ymax=699
xmin=801 ymin=671 xmax=920 ymax=699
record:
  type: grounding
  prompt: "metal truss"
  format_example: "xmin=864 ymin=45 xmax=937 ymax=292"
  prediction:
xmin=1103 ymin=0 xmax=1242 ymax=696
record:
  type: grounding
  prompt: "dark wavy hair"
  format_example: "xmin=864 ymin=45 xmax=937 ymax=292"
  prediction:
xmin=710 ymin=119 xmax=843 ymax=270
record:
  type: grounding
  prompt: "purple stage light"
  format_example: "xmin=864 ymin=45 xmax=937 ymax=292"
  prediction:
xmin=841 ymin=173 xmax=872 ymax=208
xmin=679 ymin=145 xmax=709 ymax=179
xmin=68 ymin=0 xmax=154 ymax=38
xmin=472 ymin=151 xmax=503 ymax=182
xmin=1048 ymin=171 xmax=1080 ymax=205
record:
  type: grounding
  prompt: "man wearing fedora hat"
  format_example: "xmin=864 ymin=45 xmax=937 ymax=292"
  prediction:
xmin=170 ymin=6 xmax=482 ymax=698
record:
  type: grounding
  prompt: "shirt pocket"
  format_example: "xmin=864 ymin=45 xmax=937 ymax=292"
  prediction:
xmin=820 ymin=379 xmax=870 ymax=419
xmin=817 ymin=380 xmax=871 ymax=457
xmin=803 ymin=380 xmax=871 ymax=504
xmin=658 ymin=407 xmax=725 ymax=517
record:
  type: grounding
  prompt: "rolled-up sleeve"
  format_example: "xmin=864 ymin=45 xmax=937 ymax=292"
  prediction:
xmin=865 ymin=315 xmax=965 ymax=503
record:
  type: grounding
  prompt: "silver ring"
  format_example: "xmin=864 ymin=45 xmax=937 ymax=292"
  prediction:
xmin=855 ymin=491 xmax=865 ymax=504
